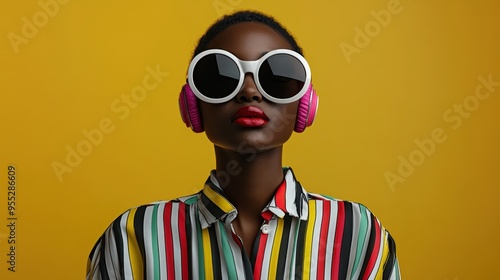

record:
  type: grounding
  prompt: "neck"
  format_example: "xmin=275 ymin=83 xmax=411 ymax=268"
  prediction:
xmin=214 ymin=145 xmax=284 ymax=217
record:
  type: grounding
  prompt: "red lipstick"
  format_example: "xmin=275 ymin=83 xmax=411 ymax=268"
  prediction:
xmin=232 ymin=106 xmax=269 ymax=127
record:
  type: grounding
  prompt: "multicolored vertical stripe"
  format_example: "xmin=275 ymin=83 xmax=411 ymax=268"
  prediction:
xmin=87 ymin=168 xmax=400 ymax=279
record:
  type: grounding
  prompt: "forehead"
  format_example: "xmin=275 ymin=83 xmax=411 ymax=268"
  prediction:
xmin=206 ymin=22 xmax=293 ymax=61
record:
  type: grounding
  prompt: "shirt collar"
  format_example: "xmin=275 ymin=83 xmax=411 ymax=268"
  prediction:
xmin=197 ymin=167 xmax=309 ymax=229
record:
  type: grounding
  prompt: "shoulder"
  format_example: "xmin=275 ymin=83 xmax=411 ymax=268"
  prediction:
xmin=306 ymin=193 xmax=390 ymax=233
xmin=89 ymin=192 xmax=200 ymax=241
xmin=307 ymin=192 xmax=373 ymax=215
xmin=113 ymin=193 xmax=199 ymax=223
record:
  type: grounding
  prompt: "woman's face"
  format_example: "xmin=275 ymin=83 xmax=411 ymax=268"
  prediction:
xmin=199 ymin=22 xmax=300 ymax=153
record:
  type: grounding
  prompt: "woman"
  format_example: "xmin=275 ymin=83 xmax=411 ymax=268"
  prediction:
xmin=87 ymin=10 xmax=400 ymax=280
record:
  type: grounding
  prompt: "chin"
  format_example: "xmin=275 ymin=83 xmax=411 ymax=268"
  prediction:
xmin=209 ymin=134 xmax=291 ymax=154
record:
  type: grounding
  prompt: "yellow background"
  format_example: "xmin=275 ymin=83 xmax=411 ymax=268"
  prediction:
xmin=1 ymin=0 xmax=499 ymax=279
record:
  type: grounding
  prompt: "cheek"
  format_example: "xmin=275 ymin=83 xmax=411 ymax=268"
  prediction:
xmin=198 ymin=102 xmax=231 ymax=141
xmin=267 ymin=103 xmax=299 ymax=131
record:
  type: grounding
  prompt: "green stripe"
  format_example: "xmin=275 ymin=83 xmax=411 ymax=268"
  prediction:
xmin=151 ymin=204 xmax=160 ymax=280
xmin=196 ymin=214 xmax=205 ymax=280
xmin=184 ymin=196 xmax=198 ymax=205
xmin=351 ymin=205 xmax=369 ymax=278
xmin=394 ymin=260 xmax=400 ymax=280
xmin=218 ymin=222 xmax=238 ymax=279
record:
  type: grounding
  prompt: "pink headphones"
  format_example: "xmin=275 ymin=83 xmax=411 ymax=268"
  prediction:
xmin=179 ymin=83 xmax=318 ymax=133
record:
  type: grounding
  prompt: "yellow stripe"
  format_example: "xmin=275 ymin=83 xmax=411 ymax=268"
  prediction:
xmin=203 ymin=184 xmax=234 ymax=213
xmin=302 ymin=201 xmax=316 ymax=279
xmin=268 ymin=218 xmax=284 ymax=279
xmin=374 ymin=230 xmax=389 ymax=280
xmin=126 ymin=208 xmax=143 ymax=280
xmin=202 ymin=228 xmax=213 ymax=278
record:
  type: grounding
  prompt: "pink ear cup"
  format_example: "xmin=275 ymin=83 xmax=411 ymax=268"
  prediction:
xmin=179 ymin=84 xmax=204 ymax=133
xmin=294 ymin=84 xmax=319 ymax=133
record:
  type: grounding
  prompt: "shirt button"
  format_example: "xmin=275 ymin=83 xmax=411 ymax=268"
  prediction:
xmin=261 ymin=224 xmax=270 ymax=234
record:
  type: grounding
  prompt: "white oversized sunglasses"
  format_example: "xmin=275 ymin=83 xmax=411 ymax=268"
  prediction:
xmin=187 ymin=49 xmax=311 ymax=104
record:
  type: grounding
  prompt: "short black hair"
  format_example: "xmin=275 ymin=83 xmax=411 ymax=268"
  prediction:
xmin=192 ymin=10 xmax=303 ymax=58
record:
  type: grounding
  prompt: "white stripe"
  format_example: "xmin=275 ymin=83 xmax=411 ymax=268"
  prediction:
xmin=368 ymin=220 xmax=385 ymax=280
xmin=197 ymin=198 xmax=214 ymax=229
xmin=309 ymin=200 xmax=323 ymax=279
xmin=90 ymin=264 xmax=102 ymax=280
xmin=300 ymin=187 xmax=309 ymax=220
xmin=104 ymin=225 xmax=119 ymax=280
xmin=190 ymin=205 xmax=200 ymax=280
xmin=347 ymin=203 xmax=361 ymax=279
xmin=119 ymin=212 xmax=133 ymax=280
xmin=260 ymin=218 xmax=277 ymax=279
xmin=156 ymin=203 xmax=167 ymax=279
xmin=268 ymin=196 xmax=276 ymax=208
xmin=143 ymin=206 xmax=154 ymax=280
xmin=226 ymin=223 xmax=246 ymax=280
xmin=215 ymin=224 xmax=229 ymax=280
xmin=209 ymin=172 xmax=222 ymax=189
xmin=323 ymin=201 xmax=337 ymax=280
xmin=282 ymin=219 xmax=298 ymax=279
xmin=87 ymin=241 xmax=102 ymax=280
xmin=360 ymin=208 xmax=373 ymax=278
xmin=284 ymin=170 xmax=297 ymax=217
xmin=170 ymin=203 xmax=182 ymax=280
xmin=390 ymin=260 xmax=400 ymax=280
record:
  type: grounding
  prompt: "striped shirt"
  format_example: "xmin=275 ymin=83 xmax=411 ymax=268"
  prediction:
xmin=87 ymin=167 xmax=400 ymax=280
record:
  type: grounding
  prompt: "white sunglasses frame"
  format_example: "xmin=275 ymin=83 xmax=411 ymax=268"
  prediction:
xmin=187 ymin=49 xmax=312 ymax=104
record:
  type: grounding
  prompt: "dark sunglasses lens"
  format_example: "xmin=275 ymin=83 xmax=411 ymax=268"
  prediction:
xmin=193 ymin=53 xmax=240 ymax=99
xmin=258 ymin=54 xmax=306 ymax=99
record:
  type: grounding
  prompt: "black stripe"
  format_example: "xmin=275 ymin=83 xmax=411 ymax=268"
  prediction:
xmin=338 ymin=201 xmax=353 ymax=279
xmin=98 ymin=236 xmax=110 ymax=280
xmin=89 ymin=238 xmax=99 ymax=260
xmin=382 ymin=232 xmax=397 ymax=279
xmin=250 ymin=230 xmax=262 ymax=267
xmin=293 ymin=219 xmax=308 ymax=279
xmin=201 ymin=192 xmax=226 ymax=219
xmin=276 ymin=216 xmax=293 ymax=278
xmin=205 ymin=179 xmax=225 ymax=195
xmin=208 ymin=225 xmax=222 ymax=279
xmin=359 ymin=213 xmax=377 ymax=276
xmin=242 ymin=253 xmax=254 ymax=280
xmin=112 ymin=217 xmax=125 ymax=278
xmin=133 ymin=206 xmax=147 ymax=279
xmin=294 ymin=181 xmax=304 ymax=217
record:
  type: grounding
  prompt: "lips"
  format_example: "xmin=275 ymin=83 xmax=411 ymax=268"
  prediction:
xmin=232 ymin=106 xmax=269 ymax=127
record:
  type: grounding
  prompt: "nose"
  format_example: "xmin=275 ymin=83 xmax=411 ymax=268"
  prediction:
xmin=236 ymin=74 xmax=263 ymax=103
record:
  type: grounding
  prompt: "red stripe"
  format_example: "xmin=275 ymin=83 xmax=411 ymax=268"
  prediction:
xmin=275 ymin=181 xmax=287 ymax=211
xmin=331 ymin=201 xmax=345 ymax=280
xmin=231 ymin=231 xmax=243 ymax=248
xmin=163 ymin=203 xmax=175 ymax=279
xmin=361 ymin=217 xmax=382 ymax=280
xmin=253 ymin=232 xmax=269 ymax=280
xmin=177 ymin=203 xmax=189 ymax=279
xmin=261 ymin=211 xmax=273 ymax=221
xmin=317 ymin=201 xmax=331 ymax=280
